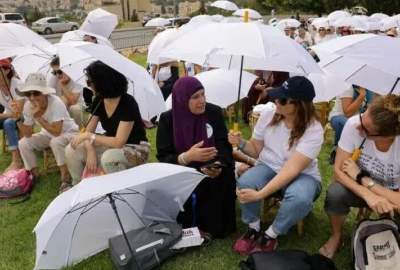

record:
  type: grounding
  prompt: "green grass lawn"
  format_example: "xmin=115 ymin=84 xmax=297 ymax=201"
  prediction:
xmin=0 ymin=55 xmax=359 ymax=270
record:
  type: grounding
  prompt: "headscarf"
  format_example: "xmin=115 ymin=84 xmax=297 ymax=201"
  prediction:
xmin=172 ymin=76 xmax=214 ymax=154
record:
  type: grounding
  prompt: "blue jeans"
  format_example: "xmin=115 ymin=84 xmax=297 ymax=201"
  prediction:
xmin=330 ymin=115 xmax=348 ymax=146
xmin=237 ymin=162 xmax=321 ymax=235
xmin=0 ymin=118 xmax=19 ymax=151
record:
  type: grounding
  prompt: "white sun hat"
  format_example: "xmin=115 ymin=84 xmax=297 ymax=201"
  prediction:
xmin=19 ymin=73 xmax=56 ymax=95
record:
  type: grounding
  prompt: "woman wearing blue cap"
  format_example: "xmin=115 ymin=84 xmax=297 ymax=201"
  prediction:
xmin=229 ymin=76 xmax=324 ymax=255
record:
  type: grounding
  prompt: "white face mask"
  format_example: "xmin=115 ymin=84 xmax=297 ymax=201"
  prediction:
xmin=157 ymin=66 xmax=171 ymax=82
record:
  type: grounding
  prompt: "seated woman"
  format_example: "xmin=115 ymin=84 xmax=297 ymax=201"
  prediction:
xmin=65 ymin=61 xmax=149 ymax=185
xmin=17 ymin=73 xmax=78 ymax=191
xmin=329 ymin=86 xmax=374 ymax=163
xmin=156 ymin=76 xmax=236 ymax=239
xmin=0 ymin=58 xmax=24 ymax=172
xmin=319 ymin=94 xmax=400 ymax=259
xmin=230 ymin=76 xmax=323 ymax=255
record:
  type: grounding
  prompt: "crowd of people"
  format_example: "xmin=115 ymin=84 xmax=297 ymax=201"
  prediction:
xmin=1 ymin=9 xmax=400 ymax=267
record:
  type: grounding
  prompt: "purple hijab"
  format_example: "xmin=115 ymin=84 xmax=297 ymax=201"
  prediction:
xmin=172 ymin=76 xmax=215 ymax=154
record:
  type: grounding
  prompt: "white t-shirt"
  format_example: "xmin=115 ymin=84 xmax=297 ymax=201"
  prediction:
xmin=0 ymin=77 xmax=24 ymax=113
xmin=23 ymin=94 xmax=78 ymax=137
xmin=328 ymin=87 xmax=353 ymax=119
xmin=338 ymin=115 xmax=400 ymax=189
xmin=252 ymin=104 xmax=324 ymax=181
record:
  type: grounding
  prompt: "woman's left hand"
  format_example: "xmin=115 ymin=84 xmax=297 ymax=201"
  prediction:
xmin=236 ymin=188 xmax=262 ymax=203
xmin=200 ymin=167 xmax=222 ymax=179
xmin=71 ymin=132 xmax=91 ymax=149
xmin=342 ymin=158 xmax=360 ymax=180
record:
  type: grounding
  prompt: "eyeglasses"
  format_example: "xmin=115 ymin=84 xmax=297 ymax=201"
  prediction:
xmin=318 ymin=28 xmax=326 ymax=32
xmin=275 ymin=98 xmax=296 ymax=106
xmin=51 ymin=69 xmax=63 ymax=76
xmin=24 ymin=91 xmax=42 ymax=97
xmin=359 ymin=113 xmax=380 ymax=137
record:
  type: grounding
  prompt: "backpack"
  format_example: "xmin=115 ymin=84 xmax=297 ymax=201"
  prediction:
xmin=239 ymin=250 xmax=337 ymax=270
xmin=109 ymin=222 xmax=182 ymax=270
xmin=0 ymin=169 xmax=33 ymax=199
xmin=352 ymin=218 xmax=400 ymax=270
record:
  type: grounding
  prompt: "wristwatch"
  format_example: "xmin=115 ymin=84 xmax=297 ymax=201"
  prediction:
xmin=356 ymin=170 xmax=371 ymax=184
xmin=367 ymin=180 xmax=375 ymax=190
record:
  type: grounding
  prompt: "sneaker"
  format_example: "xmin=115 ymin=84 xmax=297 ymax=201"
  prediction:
xmin=250 ymin=234 xmax=278 ymax=253
xmin=233 ymin=228 xmax=260 ymax=256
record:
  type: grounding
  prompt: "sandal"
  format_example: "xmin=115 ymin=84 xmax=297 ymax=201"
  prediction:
xmin=59 ymin=181 xmax=72 ymax=194
xmin=319 ymin=238 xmax=344 ymax=259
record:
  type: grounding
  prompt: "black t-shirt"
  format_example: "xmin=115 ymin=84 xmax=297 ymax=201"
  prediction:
xmin=92 ymin=93 xmax=147 ymax=144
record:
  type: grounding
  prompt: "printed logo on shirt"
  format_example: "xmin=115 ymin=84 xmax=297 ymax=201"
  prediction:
xmin=206 ymin=123 xmax=213 ymax=139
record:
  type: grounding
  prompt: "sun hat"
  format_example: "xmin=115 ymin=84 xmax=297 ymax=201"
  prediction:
xmin=19 ymin=73 xmax=56 ymax=95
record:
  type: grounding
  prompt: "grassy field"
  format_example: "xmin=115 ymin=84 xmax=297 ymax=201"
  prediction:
xmin=0 ymin=55 xmax=358 ymax=270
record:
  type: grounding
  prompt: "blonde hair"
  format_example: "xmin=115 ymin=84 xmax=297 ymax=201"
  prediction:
xmin=369 ymin=94 xmax=400 ymax=136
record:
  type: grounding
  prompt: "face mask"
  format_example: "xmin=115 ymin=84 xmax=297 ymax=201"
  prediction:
xmin=157 ymin=66 xmax=171 ymax=82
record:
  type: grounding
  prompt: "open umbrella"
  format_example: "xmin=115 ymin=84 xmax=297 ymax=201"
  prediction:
xmin=147 ymin=28 xmax=179 ymax=65
xmin=60 ymin=30 xmax=114 ymax=48
xmin=276 ymin=18 xmax=301 ymax=30
xmin=80 ymin=8 xmax=118 ymax=39
xmin=33 ymin=163 xmax=205 ymax=269
xmin=312 ymin=34 xmax=400 ymax=95
xmin=369 ymin=13 xmax=389 ymax=22
xmin=210 ymin=0 xmax=239 ymax=11
xmin=166 ymin=68 xmax=258 ymax=109
xmin=59 ymin=43 xmax=166 ymax=120
xmin=145 ymin=18 xmax=170 ymax=27
xmin=233 ymin=8 xmax=262 ymax=20
xmin=327 ymin=10 xmax=351 ymax=23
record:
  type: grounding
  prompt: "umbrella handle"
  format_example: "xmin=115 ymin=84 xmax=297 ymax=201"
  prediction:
xmin=351 ymin=148 xmax=362 ymax=161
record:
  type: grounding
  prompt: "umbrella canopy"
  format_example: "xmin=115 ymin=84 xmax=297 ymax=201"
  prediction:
xmin=210 ymin=0 xmax=239 ymax=11
xmin=369 ymin=13 xmax=389 ymax=22
xmin=276 ymin=18 xmax=301 ymax=30
xmin=327 ymin=10 xmax=351 ymax=23
xmin=145 ymin=18 xmax=170 ymax=27
xmin=80 ymin=8 xmax=118 ymax=38
xmin=233 ymin=8 xmax=262 ymax=20
xmin=60 ymin=30 xmax=114 ymax=48
xmin=159 ymin=22 xmax=321 ymax=75
xmin=308 ymin=72 xmax=351 ymax=102
xmin=312 ymin=34 xmax=400 ymax=95
xmin=59 ymin=43 xmax=166 ymax=120
xmin=166 ymin=69 xmax=257 ymax=109
xmin=380 ymin=16 xmax=400 ymax=31
xmin=33 ymin=163 xmax=205 ymax=270
xmin=147 ymin=28 xmax=179 ymax=65
xmin=0 ymin=23 xmax=53 ymax=59
xmin=211 ymin=14 xmax=225 ymax=22
xmin=188 ymin=14 xmax=214 ymax=25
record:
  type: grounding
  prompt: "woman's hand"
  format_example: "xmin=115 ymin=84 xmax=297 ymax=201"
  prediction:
xmin=342 ymin=158 xmax=360 ymax=180
xmin=71 ymin=132 xmax=91 ymax=149
xmin=185 ymin=141 xmax=217 ymax=163
xmin=236 ymin=188 xmax=262 ymax=203
xmin=228 ymin=131 xmax=242 ymax=146
xmin=31 ymin=103 xmax=43 ymax=119
xmin=10 ymin=101 xmax=22 ymax=119
xmin=364 ymin=193 xmax=395 ymax=217
xmin=85 ymin=148 xmax=97 ymax=173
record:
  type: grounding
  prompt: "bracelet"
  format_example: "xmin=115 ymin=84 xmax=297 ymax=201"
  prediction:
xmin=356 ymin=170 xmax=371 ymax=184
xmin=238 ymin=139 xmax=247 ymax=151
xmin=179 ymin=153 xmax=188 ymax=165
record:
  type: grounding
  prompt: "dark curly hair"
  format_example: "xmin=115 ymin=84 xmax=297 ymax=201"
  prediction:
xmin=84 ymin=60 xmax=128 ymax=98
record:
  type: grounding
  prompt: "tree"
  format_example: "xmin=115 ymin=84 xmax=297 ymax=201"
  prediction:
xmin=161 ymin=3 xmax=166 ymax=14
xmin=121 ymin=0 xmax=126 ymax=20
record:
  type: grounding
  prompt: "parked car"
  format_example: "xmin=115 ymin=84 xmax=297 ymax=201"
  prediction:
xmin=168 ymin=17 xmax=190 ymax=27
xmin=0 ymin=13 xmax=27 ymax=25
xmin=31 ymin=17 xmax=79 ymax=35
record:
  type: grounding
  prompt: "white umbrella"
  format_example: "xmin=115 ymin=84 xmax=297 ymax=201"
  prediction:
xmin=233 ymin=8 xmax=262 ymax=20
xmin=211 ymin=14 xmax=225 ymax=22
xmin=59 ymin=43 xmax=166 ymax=120
xmin=333 ymin=16 xmax=357 ymax=28
xmin=166 ymin=69 xmax=257 ymax=109
xmin=276 ymin=18 xmax=301 ymax=30
xmin=312 ymin=34 xmax=400 ymax=95
xmin=311 ymin=17 xmax=330 ymax=29
xmin=188 ymin=14 xmax=214 ymax=25
xmin=145 ymin=18 xmax=170 ymax=27
xmin=33 ymin=163 xmax=205 ymax=270
xmin=210 ymin=0 xmax=239 ymax=11
xmin=0 ymin=23 xmax=53 ymax=59
xmin=327 ymin=10 xmax=351 ymax=23
xmin=369 ymin=13 xmax=389 ymax=22
xmin=80 ymin=8 xmax=118 ymax=38
xmin=308 ymin=72 xmax=351 ymax=102
xmin=380 ymin=16 xmax=400 ymax=31
xmin=159 ymin=22 xmax=321 ymax=75
xmin=60 ymin=30 xmax=114 ymax=48
xmin=147 ymin=28 xmax=179 ymax=65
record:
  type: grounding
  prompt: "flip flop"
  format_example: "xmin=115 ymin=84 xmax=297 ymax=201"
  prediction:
xmin=319 ymin=239 xmax=343 ymax=259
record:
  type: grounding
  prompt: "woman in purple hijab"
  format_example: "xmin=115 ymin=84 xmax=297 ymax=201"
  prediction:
xmin=156 ymin=76 xmax=236 ymax=239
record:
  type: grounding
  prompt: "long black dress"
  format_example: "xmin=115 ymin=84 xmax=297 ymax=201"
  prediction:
xmin=156 ymin=103 xmax=236 ymax=238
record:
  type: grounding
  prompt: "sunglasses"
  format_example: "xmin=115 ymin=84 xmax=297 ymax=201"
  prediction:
xmin=275 ymin=98 xmax=297 ymax=106
xmin=24 ymin=91 xmax=42 ymax=97
xmin=51 ymin=69 xmax=63 ymax=76
xmin=359 ymin=113 xmax=380 ymax=137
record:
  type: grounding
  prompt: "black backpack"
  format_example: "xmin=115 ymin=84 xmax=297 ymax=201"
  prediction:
xmin=239 ymin=250 xmax=337 ymax=270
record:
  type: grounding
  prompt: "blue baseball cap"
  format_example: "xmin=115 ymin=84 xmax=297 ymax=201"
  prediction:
xmin=268 ymin=76 xmax=315 ymax=102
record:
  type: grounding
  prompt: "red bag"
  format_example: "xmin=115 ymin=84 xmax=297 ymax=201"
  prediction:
xmin=0 ymin=169 xmax=33 ymax=198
